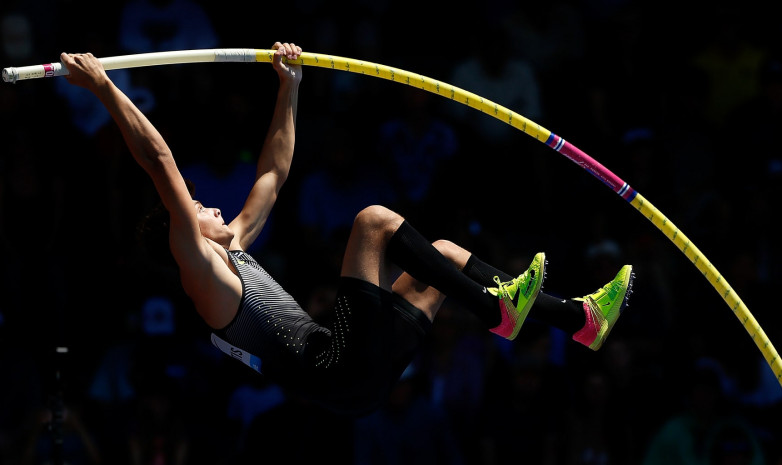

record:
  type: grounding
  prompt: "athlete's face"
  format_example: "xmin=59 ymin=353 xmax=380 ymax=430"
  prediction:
xmin=194 ymin=200 xmax=233 ymax=246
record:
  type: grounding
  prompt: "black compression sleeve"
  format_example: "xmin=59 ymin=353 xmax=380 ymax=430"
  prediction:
xmin=386 ymin=221 xmax=500 ymax=327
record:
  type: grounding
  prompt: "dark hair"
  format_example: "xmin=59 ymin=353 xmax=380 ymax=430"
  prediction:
xmin=135 ymin=179 xmax=196 ymax=268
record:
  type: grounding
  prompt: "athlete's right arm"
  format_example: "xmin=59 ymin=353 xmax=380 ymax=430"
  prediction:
xmin=60 ymin=53 xmax=211 ymax=273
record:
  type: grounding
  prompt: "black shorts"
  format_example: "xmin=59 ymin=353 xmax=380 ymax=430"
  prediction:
xmin=274 ymin=277 xmax=432 ymax=416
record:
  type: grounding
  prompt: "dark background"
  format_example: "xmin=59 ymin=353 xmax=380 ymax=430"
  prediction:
xmin=2 ymin=0 xmax=782 ymax=464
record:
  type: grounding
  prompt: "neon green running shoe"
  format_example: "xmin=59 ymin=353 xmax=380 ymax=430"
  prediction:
xmin=572 ymin=265 xmax=635 ymax=351
xmin=488 ymin=252 xmax=546 ymax=340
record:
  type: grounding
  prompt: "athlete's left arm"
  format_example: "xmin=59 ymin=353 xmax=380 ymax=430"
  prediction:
xmin=229 ymin=42 xmax=302 ymax=251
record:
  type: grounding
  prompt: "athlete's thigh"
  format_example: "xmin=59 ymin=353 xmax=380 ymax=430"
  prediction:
xmin=391 ymin=273 xmax=442 ymax=322
xmin=340 ymin=206 xmax=403 ymax=289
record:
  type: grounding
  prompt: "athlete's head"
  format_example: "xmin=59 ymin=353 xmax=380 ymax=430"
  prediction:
xmin=136 ymin=178 xmax=197 ymax=268
xmin=192 ymin=199 xmax=234 ymax=247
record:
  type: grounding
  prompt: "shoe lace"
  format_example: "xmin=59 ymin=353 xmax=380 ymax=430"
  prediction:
xmin=493 ymin=273 xmax=526 ymax=297
xmin=492 ymin=275 xmax=515 ymax=297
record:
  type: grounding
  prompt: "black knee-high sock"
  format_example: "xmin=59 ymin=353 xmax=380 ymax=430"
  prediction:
xmin=462 ymin=255 xmax=586 ymax=333
xmin=386 ymin=221 xmax=500 ymax=327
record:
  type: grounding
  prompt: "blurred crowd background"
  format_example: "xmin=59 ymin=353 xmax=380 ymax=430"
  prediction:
xmin=2 ymin=0 xmax=782 ymax=464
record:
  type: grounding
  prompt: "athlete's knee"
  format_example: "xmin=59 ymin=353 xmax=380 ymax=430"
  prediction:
xmin=432 ymin=239 xmax=457 ymax=255
xmin=432 ymin=239 xmax=470 ymax=268
xmin=354 ymin=205 xmax=403 ymax=235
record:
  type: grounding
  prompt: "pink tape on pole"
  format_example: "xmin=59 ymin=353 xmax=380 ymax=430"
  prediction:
xmin=546 ymin=133 xmax=636 ymax=201
xmin=43 ymin=63 xmax=56 ymax=78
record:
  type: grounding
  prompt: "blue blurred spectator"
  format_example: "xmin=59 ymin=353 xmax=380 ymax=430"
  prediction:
xmin=21 ymin=402 xmax=102 ymax=465
xmin=116 ymin=0 xmax=219 ymax=114
xmin=690 ymin=6 xmax=768 ymax=127
xmin=446 ymin=25 xmax=542 ymax=151
xmin=641 ymin=362 xmax=767 ymax=465
xmin=118 ymin=0 xmax=218 ymax=54
xmin=1 ymin=12 xmax=33 ymax=62
xmin=481 ymin=349 xmax=570 ymax=465
xmin=417 ymin=302 xmax=487 ymax=463
xmin=376 ymin=87 xmax=459 ymax=209
xmin=0 ymin=331 xmax=43 ymax=463
xmin=296 ymin=121 xmax=397 ymax=246
xmin=354 ymin=362 xmax=465 ymax=465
